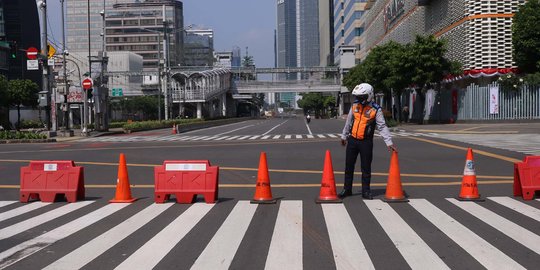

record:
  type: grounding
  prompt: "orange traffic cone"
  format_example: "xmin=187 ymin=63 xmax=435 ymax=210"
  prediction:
xmin=251 ymin=152 xmax=276 ymax=204
xmin=457 ymin=148 xmax=484 ymax=201
xmin=172 ymin=124 xmax=177 ymax=134
xmin=382 ymin=151 xmax=409 ymax=203
xmin=316 ymin=150 xmax=342 ymax=203
xmin=110 ymin=153 xmax=137 ymax=203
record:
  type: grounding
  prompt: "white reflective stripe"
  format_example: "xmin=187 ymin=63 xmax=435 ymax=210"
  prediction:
xmin=307 ymin=135 xmax=314 ymax=139
xmin=322 ymin=204 xmax=374 ymax=270
xmin=284 ymin=135 xmax=292 ymax=139
xmin=249 ymin=135 xmax=261 ymax=140
xmin=0 ymin=202 xmax=51 ymax=222
xmin=237 ymin=135 xmax=251 ymax=140
xmin=295 ymin=135 xmax=302 ymax=139
xmin=214 ymin=136 xmax=230 ymax=140
xmin=326 ymin=134 xmax=338 ymax=138
xmin=0 ymin=201 xmax=94 ymax=240
xmin=265 ymin=201 xmax=302 ymax=270
xmin=317 ymin=134 xmax=326 ymax=138
xmin=115 ymin=203 xmax=214 ymax=270
xmin=261 ymin=135 xmax=271 ymax=139
xmin=272 ymin=135 xmax=281 ymax=139
xmin=448 ymin=198 xmax=540 ymax=255
xmin=191 ymin=201 xmax=257 ymax=270
xmin=0 ymin=204 xmax=128 ymax=269
xmin=202 ymin=136 xmax=219 ymax=140
xmin=365 ymin=200 xmax=449 ymax=269
xmin=410 ymin=199 xmax=524 ymax=269
xmin=226 ymin=136 xmax=241 ymax=140
xmin=488 ymin=196 xmax=540 ymax=222
xmin=44 ymin=203 xmax=173 ymax=270
xmin=0 ymin=201 xmax=17 ymax=208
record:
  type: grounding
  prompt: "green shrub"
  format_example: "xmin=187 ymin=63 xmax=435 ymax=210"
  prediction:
xmin=122 ymin=119 xmax=204 ymax=132
xmin=0 ymin=131 xmax=47 ymax=140
xmin=20 ymin=119 xmax=46 ymax=129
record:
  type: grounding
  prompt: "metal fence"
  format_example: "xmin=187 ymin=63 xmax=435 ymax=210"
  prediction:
xmin=458 ymin=83 xmax=540 ymax=120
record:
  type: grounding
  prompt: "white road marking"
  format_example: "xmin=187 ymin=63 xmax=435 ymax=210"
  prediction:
xmin=115 ymin=203 xmax=214 ymax=270
xmin=262 ymin=120 xmax=289 ymax=135
xmin=0 ymin=201 xmax=94 ymax=240
xmin=410 ymin=199 xmax=524 ymax=269
xmin=45 ymin=203 xmax=174 ymax=270
xmin=0 ymin=204 xmax=128 ymax=269
xmin=0 ymin=201 xmax=17 ymax=208
xmin=0 ymin=202 xmax=51 ymax=222
xmin=488 ymin=196 xmax=540 ymax=222
xmin=448 ymin=198 xmax=540 ymax=255
xmin=191 ymin=201 xmax=257 ymax=270
xmin=365 ymin=200 xmax=449 ymax=269
xmin=322 ymin=204 xmax=374 ymax=270
xmin=265 ymin=201 xmax=302 ymax=270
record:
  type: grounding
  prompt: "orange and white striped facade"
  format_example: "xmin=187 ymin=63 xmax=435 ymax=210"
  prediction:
xmin=358 ymin=0 xmax=527 ymax=75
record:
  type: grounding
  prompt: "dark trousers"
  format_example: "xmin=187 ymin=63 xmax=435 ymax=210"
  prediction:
xmin=344 ymin=137 xmax=373 ymax=192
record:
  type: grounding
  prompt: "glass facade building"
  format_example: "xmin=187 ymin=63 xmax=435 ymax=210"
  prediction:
xmin=105 ymin=0 xmax=184 ymax=71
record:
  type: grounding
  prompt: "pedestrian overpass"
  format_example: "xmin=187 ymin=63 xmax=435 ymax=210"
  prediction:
xmin=108 ymin=67 xmax=345 ymax=118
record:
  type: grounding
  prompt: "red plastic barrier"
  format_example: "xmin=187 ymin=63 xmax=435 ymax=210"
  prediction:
xmin=514 ymin=156 xmax=540 ymax=200
xmin=154 ymin=160 xmax=219 ymax=204
xmin=20 ymin=160 xmax=85 ymax=203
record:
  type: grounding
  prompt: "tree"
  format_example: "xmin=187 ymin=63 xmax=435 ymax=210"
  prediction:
xmin=297 ymin=92 xmax=336 ymax=117
xmin=241 ymin=55 xmax=256 ymax=81
xmin=513 ymin=0 xmax=540 ymax=74
xmin=0 ymin=75 xmax=8 ymax=128
xmin=6 ymin=79 xmax=39 ymax=130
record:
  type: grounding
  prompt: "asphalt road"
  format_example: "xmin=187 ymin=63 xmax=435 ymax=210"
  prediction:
xmin=0 ymin=117 xmax=539 ymax=269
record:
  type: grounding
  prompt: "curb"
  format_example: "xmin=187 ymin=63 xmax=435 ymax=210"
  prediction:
xmin=0 ymin=139 xmax=56 ymax=144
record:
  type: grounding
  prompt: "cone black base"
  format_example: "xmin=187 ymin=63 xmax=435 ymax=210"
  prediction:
xmin=382 ymin=197 xmax=409 ymax=203
xmin=456 ymin=196 xmax=484 ymax=202
xmin=250 ymin=198 xmax=277 ymax=204
xmin=315 ymin=198 xmax=343 ymax=204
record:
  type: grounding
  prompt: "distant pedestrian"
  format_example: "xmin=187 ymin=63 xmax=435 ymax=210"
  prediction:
xmin=402 ymin=106 xmax=409 ymax=123
xmin=340 ymin=83 xmax=397 ymax=200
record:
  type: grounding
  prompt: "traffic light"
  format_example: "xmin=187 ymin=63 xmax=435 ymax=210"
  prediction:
xmin=9 ymin=41 xmax=17 ymax=59
xmin=86 ymin=88 xmax=93 ymax=99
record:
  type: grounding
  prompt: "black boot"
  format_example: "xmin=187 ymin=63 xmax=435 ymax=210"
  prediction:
xmin=361 ymin=190 xmax=373 ymax=200
xmin=338 ymin=189 xmax=352 ymax=198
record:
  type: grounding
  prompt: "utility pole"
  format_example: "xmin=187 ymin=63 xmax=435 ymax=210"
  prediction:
xmin=39 ymin=0 xmax=54 ymax=132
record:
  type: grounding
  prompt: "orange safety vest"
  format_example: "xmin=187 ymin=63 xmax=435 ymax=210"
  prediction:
xmin=350 ymin=103 xmax=378 ymax=140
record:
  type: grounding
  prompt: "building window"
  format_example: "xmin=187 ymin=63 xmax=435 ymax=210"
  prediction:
xmin=355 ymin=27 xmax=364 ymax=36
xmin=341 ymin=29 xmax=344 ymax=37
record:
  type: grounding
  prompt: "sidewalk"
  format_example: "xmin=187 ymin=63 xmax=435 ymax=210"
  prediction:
xmin=54 ymin=128 xmax=124 ymax=142
xmin=394 ymin=122 xmax=540 ymax=134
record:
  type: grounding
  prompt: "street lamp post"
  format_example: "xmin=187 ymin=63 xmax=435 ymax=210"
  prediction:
xmin=60 ymin=0 xmax=70 ymax=132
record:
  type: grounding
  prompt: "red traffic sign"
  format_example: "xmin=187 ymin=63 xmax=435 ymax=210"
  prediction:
xmin=82 ymin=78 xmax=93 ymax=90
xmin=26 ymin=47 xmax=38 ymax=60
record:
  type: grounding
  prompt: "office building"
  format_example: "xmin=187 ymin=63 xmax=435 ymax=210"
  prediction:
xmin=105 ymin=0 xmax=184 ymax=71
xmin=333 ymin=0 xmax=370 ymax=65
xmin=361 ymin=0 xmax=525 ymax=76
xmin=319 ymin=0 xmax=334 ymax=66
xmin=0 ymin=0 xmax=41 ymax=82
xmin=184 ymin=27 xmax=214 ymax=67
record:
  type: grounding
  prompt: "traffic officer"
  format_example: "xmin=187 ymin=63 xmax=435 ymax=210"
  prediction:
xmin=339 ymin=83 xmax=397 ymax=199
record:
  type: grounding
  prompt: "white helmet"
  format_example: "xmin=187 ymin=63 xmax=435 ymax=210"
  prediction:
xmin=351 ymin=83 xmax=374 ymax=102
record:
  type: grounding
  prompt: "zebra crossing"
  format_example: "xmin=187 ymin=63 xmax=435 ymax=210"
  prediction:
xmin=0 ymin=197 xmax=539 ymax=269
xmin=422 ymin=133 xmax=540 ymax=156
xmin=78 ymin=131 xmax=424 ymax=143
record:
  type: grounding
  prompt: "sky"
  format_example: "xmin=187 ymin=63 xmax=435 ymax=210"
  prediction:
xmin=47 ymin=0 xmax=277 ymax=68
